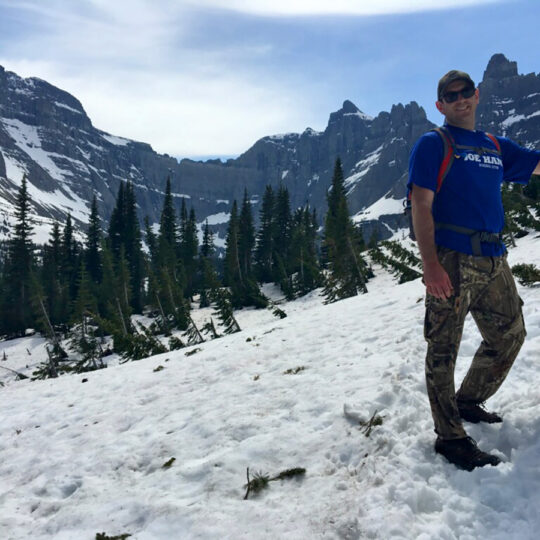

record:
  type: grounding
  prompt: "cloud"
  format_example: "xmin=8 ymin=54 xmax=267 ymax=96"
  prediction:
xmin=0 ymin=0 xmax=512 ymax=157
xmin=1 ymin=1 xmax=309 ymax=156
xmin=188 ymin=0 xmax=501 ymax=16
xmin=1 ymin=56 xmax=310 ymax=157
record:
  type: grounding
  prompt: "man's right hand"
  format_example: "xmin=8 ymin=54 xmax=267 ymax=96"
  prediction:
xmin=423 ymin=260 xmax=454 ymax=300
xmin=411 ymin=186 xmax=454 ymax=300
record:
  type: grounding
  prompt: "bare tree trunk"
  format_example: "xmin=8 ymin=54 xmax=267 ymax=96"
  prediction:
xmin=347 ymin=236 xmax=368 ymax=293
xmin=116 ymin=297 xmax=128 ymax=335
xmin=187 ymin=313 xmax=205 ymax=344
xmin=36 ymin=292 xmax=60 ymax=348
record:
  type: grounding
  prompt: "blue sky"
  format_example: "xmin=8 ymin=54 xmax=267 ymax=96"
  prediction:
xmin=0 ymin=0 xmax=538 ymax=160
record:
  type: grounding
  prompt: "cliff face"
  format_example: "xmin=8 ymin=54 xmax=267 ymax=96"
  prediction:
xmin=0 ymin=53 xmax=538 ymax=243
xmin=0 ymin=65 xmax=181 ymax=231
xmin=176 ymin=98 xmax=434 ymax=238
xmin=476 ymin=53 xmax=540 ymax=149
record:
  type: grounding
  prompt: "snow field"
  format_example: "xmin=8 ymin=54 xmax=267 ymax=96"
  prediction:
xmin=0 ymin=234 xmax=539 ymax=539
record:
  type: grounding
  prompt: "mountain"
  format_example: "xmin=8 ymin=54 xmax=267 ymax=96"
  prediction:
xmin=0 ymin=53 xmax=539 ymax=243
xmin=477 ymin=53 xmax=540 ymax=147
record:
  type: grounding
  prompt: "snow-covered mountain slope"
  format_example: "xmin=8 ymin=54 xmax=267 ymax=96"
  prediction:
xmin=3 ymin=53 xmax=539 ymax=246
xmin=1 ymin=233 xmax=539 ymax=539
xmin=0 ymin=65 xmax=184 ymax=244
xmin=0 ymin=63 xmax=431 ymax=245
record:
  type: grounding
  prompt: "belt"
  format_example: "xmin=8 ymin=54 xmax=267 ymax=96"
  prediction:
xmin=435 ymin=222 xmax=504 ymax=256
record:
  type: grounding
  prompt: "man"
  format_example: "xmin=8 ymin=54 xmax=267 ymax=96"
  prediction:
xmin=408 ymin=69 xmax=540 ymax=471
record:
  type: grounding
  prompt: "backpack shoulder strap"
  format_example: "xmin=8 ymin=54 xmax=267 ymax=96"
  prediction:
xmin=432 ymin=126 xmax=456 ymax=193
xmin=485 ymin=132 xmax=501 ymax=154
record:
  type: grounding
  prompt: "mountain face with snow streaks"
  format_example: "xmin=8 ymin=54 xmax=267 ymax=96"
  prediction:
xmin=0 ymin=53 xmax=539 ymax=242
xmin=477 ymin=54 xmax=540 ymax=149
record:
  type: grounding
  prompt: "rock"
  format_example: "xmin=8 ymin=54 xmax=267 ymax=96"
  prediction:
xmin=0 ymin=53 xmax=539 ymax=243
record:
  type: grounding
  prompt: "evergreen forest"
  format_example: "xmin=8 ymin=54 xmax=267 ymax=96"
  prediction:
xmin=1 ymin=159 xmax=539 ymax=378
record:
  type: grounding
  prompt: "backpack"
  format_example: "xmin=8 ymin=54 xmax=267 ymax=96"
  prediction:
xmin=405 ymin=126 xmax=503 ymax=255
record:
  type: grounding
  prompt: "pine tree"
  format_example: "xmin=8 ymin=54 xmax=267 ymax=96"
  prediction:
xmin=198 ymin=221 xmax=219 ymax=308
xmin=158 ymin=265 xmax=189 ymax=330
xmin=184 ymin=313 xmax=205 ymax=345
xmin=1 ymin=176 xmax=36 ymax=335
xmin=123 ymin=182 xmax=144 ymax=312
xmin=147 ymin=179 xmax=191 ymax=330
xmin=30 ymin=270 xmax=66 ymax=360
xmin=202 ymin=317 xmax=219 ymax=339
xmin=72 ymin=261 xmax=99 ymax=325
xmin=107 ymin=181 xmax=144 ymax=312
xmin=224 ymin=200 xmax=242 ymax=289
xmin=116 ymin=246 xmax=133 ymax=325
xmin=225 ymin=200 xmax=267 ymax=308
xmin=61 ymin=213 xmax=80 ymax=311
xmin=238 ymin=189 xmax=255 ymax=280
xmin=289 ymin=206 xmax=321 ymax=297
xmin=98 ymin=241 xmax=132 ymax=337
xmin=85 ymin=195 xmax=102 ymax=284
xmin=158 ymin=177 xmax=178 ymax=268
xmin=40 ymin=222 xmax=65 ymax=327
xmin=254 ymin=185 xmax=276 ymax=283
xmin=323 ymin=158 xmax=368 ymax=302
xmin=369 ymin=241 xmax=421 ymax=284
xmin=201 ymin=220 xmax=215 ymax=259
xmin=273 ymin=184 xmax=292 ymax=281
xmin=182 ymin=207 xmax=199 ymax=297
xmin=69 ymin=261 xmax=103 ymax=372
xmin=211 ymin=288 xmax=241 ymax=334
xmin=178 ymin=198 xmax=188 ymax=256
xmin=146 ymin=263 xmax=171 ymax=335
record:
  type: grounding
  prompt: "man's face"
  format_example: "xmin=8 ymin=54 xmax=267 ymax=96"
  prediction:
xmin=435 ymin=80 xmax=479 ymax=128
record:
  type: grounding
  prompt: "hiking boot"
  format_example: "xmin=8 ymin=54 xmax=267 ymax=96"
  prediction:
xmin=435 ymin=436 xmax=501 ymax=471
xmin=457 ymin=401 xmax=503 ymax=424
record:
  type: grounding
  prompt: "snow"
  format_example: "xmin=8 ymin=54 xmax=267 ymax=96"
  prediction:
xmin=53 ymin=102 xmax=82 ymax=115
xmin=87 ymin=141 xmax=107 ymax=153
xmin=344 ymin=111 xmax=374 ymax=121
xmin=201 ymin=212 xmax=230 ymax=225
xmin=1 ymin=234 xmax=540 ymax=539
xmin=353 ymin=195 xmax=405 ymax=222
xmin=344 ymin=146 xmax=383 ymax=191
xmin=101 ymin=134 xmax=131 ymax=146
xmin=267 ymin=133 xmax=299 ymax=141
xmin=307 ymin=173 xmax=319 ymax=187
xmin=2 ymin=118 xmax=72 ymax=182
xmin=212 ymin=232 xmax=226 ymax=249
xmin=501 ymin=110 xmax=540 ymax=128
xmin=1 ymin=152 xmax=91 ymax=226
xmin=303 ymin=128 xmax=322 ymax=137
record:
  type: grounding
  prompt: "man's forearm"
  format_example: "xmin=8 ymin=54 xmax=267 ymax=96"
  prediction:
xmin=412 ymin=202 xmax=439 ymax=266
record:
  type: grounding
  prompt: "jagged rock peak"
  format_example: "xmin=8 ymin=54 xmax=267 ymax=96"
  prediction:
xmin=329 ymin=99 xmax=372 ymax=124
xmin=342 ymin=99 xmax=360 ymax=113
xmin=483 ymin=54 xmax=518 ymax=81
xmin=1 ymin=65 xmax=87 ymax=116
xmin=388 ymin=101 xmax=427 ymax=122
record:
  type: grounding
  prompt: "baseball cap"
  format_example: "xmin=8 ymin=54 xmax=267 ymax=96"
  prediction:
xmin=437 ymin=70 xmax=475 ymax=101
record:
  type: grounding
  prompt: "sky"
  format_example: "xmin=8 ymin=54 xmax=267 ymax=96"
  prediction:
xmin=0 ymin=0 xmax=539 ymax=160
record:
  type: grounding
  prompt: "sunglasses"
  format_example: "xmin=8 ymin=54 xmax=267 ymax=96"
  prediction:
xmin=441 ymin=86 xmax=476 ymax=103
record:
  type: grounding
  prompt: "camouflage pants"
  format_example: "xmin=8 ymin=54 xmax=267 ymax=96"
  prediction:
xmin=424 ymin=247 xmax=526 ymax=440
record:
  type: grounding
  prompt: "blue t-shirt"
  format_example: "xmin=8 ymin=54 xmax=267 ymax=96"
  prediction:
xmin=408 ymin=124 xmax=540 ymax=256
